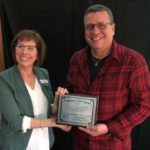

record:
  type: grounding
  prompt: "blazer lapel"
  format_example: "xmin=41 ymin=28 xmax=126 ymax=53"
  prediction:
xmin=12 ymin=66 xmax=34 ymax=116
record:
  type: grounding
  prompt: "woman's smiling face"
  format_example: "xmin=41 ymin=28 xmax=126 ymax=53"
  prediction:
xmin=15 ymin=39 xmax=38 ymax=69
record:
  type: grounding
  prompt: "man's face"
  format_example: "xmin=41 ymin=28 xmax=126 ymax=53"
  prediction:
xmin=84 ymin=11 xmax=115 ymax=52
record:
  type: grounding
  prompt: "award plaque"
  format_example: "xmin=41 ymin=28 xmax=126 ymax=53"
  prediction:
xmin=57 ymin=94 xmax=98 ymax=126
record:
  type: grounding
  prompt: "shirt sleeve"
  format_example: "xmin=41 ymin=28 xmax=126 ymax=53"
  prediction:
xmin=22 ymin=116 xmax=31 ymax=133
xmin=106 ymin=56 xmax=150 ymax=140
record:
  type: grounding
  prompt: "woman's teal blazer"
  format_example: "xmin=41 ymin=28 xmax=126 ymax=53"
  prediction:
xmin=0 ymin=65 xmax=54 ymax=150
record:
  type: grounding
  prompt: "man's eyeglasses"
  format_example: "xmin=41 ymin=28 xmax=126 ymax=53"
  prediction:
xmin=85 ymin=22 xmax=112 ymax=31
xmin=16 ymin=44 xmax=37 ymax=52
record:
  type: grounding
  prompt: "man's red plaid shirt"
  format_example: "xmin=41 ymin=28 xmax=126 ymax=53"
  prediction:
xmin=66 ymin=40 xmax=150 ymax=150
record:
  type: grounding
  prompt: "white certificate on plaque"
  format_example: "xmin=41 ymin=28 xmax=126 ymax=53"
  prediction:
xmin=57 ymin=94 xmax=98 ymax=126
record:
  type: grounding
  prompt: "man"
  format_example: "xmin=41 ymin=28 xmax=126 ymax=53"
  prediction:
xmin=66 ymin=4 xmax=150 ymax=150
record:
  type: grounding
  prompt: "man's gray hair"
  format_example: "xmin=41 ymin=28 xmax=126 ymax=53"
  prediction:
xmin=84 ymin=4 xmax=114 ymax=23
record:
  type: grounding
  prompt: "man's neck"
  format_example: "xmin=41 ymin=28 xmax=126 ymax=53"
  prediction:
xmin=91 ymin=48 xmax=111 ymax=60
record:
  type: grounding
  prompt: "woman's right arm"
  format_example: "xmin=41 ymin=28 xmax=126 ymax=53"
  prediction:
xmin=30 ymin=117 xmax=71 ymax=132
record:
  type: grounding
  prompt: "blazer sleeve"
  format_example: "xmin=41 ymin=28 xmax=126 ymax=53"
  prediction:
xmin=0 ymin=77 xmax=23 ymax=131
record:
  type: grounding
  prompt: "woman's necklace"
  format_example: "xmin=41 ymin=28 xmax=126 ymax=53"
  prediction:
xmin=24 ymin=74 xmax=36 ymax=89
xmin=91 ymin=56 xmax=101 ymax=67
xmin=27 ymin=76 xmax=35 ymax=86
xmin=19 ymin=70 xmax=35 ymax=88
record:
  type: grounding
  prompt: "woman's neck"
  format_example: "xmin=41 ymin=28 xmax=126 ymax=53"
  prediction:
xmin=17 ymin=65 xmax=36 ymax=89
xmin=17 ymin=65 xmax=33 ymax=76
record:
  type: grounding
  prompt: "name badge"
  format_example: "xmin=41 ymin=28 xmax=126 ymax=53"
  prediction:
xmin=40 ymin=79 xmax=49 ymax=84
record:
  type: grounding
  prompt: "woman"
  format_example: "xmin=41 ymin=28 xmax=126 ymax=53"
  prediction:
xmin=0 ymin=29 xmax=70 ymax=150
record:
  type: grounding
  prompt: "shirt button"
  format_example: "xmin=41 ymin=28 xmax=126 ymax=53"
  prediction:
xmin=89 ymin=141 xmax=93 ymax=144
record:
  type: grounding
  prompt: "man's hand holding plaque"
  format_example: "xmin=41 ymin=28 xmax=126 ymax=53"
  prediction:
xmin=78 ymin=123 xmax=109 ymax=136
